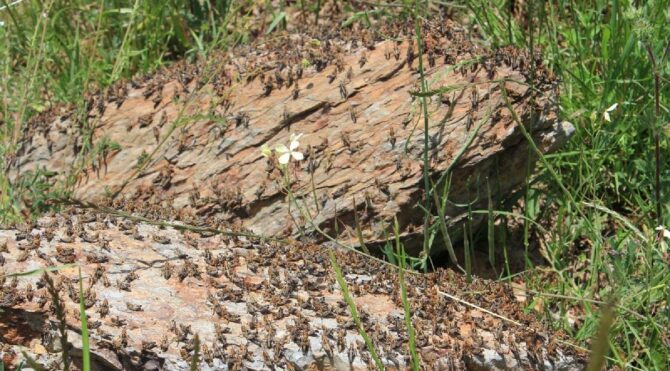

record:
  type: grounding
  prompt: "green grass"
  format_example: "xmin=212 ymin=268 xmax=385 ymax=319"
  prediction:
xmin=463 ymin=0 xmax=669 ymax=369
xmin=0 ymin=0 xmax=251 ymax=221
xmin=1 ymin=0 xmax=669 ymax=369
xmin=393 ymin=218 xmax=421 ymax=370
xmin=329 ymin=249 xmax=386 ymax=369
xmin=78 ymin=267 xmax=91 ymax=371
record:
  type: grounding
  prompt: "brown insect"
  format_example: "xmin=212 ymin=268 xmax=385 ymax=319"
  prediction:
xmin=55 ymin=245 xmax=76 ymax=263
xmin=282 ymin=106 xmax=291 ymax=124
xmin=141 ymin=340 xmax=157 ymax=352
xmin=126 ymin=302 xmax=143 ymax=311
xmin=346 ymin=66 xmax=354 ymax=81
xmin=327 ymin=71 xmax=337 ymax=84
xmin=292 ymin=82 xmax=300 ymax=100
xmin=101 ymin=274 xmax=111 ymax=288
xmin=29 ymin=234 xmax=41 ymax=250
xmin=110 ymin=316 xmax=126 ymax=327
xmin=388 ymin=127 xmax=396 ymax=148
xmin=358 ymin=52 xmax=368 ymax=68
xmin=176 ymin=324 xmax=192 ymax=342
xmin=384 ymin=45 xmax=392 ymax=60
xmin=214 ymin=323 xmax=229 ymax=344
xmin=428 ymin=50 xmax=436 ymax=68
xmin=339 ymin=80 xmax=348 ymax=99
xmin=159 ymin=335 xmax=170 ymax=352
xmin=16 ymin=250 xmax=30 ymax=262
xmin=116 ymin=279 xmax=131 ymax=291
xmin=153 ymin=127 xmax=161 ymax=144
xmin=152 ymin=88 xmax=163 ymax=108
xmin=470 ymin=87 xmax=479 ymax=111
xmin=201 ymin=343 xmax=213 ymax=365
xmin=336 ymin=328 xmax=346 ymax=353
xmin=262 ymin=80 xmax=273 ymax=97
xmin=81 ymin=231 xmax=99 ymax=243
xmin=349 ymin=104 xmax=357 ymax=124
xmin=132 ymin=227 xmax=144 ymax=241
xmin=118 ymin=328 xmax=129 ymax=348
xmin=59 ymin=234 xmax=75 ymax=244
xmin=24 ymin=283 xmax=34 ymax=302
xmin=98 ymin=299 xmax=109 ymax=318
xmin=393 ymin=42 xmax=401 ymax=61
xmin=234 ymin=112 xmax=250 ymax=128
xmin=341 ymin=132 xmax=352 ymax=150
xmin=152 ymin=234 xmax=171 ymax=244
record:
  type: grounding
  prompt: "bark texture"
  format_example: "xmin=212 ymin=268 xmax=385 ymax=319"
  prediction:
xmin=0 ymin=21 xmax=583 ymax=370
xmin=12 ymin=23 xmax=572 ymax=254
xmin=0 ymin=215 xmax=584 ymax=370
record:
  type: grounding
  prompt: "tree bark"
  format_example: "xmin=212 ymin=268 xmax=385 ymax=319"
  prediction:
xmin=13 ymin=29 xmax=572 ymax=257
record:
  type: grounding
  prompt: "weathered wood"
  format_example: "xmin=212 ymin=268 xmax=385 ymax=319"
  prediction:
xmin=12 ymin=23 xmax=572 ymax=256
xmin=0 ymin=214 xmax=584 ymax=370
xmin=2 ymin=23 xmax=580 ymax=369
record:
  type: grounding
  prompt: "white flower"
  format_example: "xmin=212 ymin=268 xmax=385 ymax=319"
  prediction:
xmin=603 ymin=103 xmax=618 ymax=122
xmin=275 ymin=133 xmax=304 ymax=165
xmin=656 ymin=226 xmax=670 ymax=240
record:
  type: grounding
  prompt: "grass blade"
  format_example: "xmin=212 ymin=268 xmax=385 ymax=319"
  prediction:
xmin=189 ymin=334 xmax=200 ymax=371
xmin=20 ymin=352 xmax=43 ymax=371
xmin=586 ymin=301 xmax=616 ymax=371
xmin=329 ymin=250 xmax=385 ymax=370
xmin=78 ymin=267 xmax=90 ymax=371
xmin=463 ymin=224 xmax=472 ymax=283
xmin=487 ymin=178 xmax=495 ymax=270
xmin=394 ymin=219 xmax=420 ymax=370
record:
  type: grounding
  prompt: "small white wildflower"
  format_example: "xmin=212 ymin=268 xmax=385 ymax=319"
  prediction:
xmin=275 ymin=133 xmax=304 ymax=165
xmin=603 ymin=103 xmax=618 ymax=122
xmin=656 ymin=226 xmax=670 ymax=240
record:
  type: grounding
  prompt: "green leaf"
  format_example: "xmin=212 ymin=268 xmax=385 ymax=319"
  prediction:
xmin=266 ymin=11 xmax=286 ymax=34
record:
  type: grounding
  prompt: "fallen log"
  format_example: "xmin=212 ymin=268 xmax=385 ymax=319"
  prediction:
xmin=0 ymin=213 xmax=585 ymax=370
xmin=12 ymin=20 xmax=572 ymax=257
xmin=2 ymin=20 xmax=581 ymax=369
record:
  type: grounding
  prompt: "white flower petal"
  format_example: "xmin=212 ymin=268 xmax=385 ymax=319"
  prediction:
xmin=291 ymin=151 xmax=304 ymax=161
xmin=275 ymin=144 xmax=289 ymax=154
xmin=290 ymin=139 xmax=300 ymax=151
xmin=606 ymin=103 xmax=618 ymax=112
xmin=656 ymin=226 xmax=670 ymax=239
xmin=278 ymin=152 xmax=291 ymax=165
xmin=603 ymin=111 xmax=611 ymax=122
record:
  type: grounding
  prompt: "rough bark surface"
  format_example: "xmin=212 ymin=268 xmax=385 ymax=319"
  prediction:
xmin=1 ymin=21 xmax=581 ymax=370
xmin=0 ymin=214 xmax=584 ymax=370
xmin=12 ymin=24 xmax=572 ymax=253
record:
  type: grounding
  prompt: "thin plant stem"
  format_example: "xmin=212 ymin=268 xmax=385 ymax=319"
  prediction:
xmin=413 ymin=2 xmax=432 ymax=269
xmin=644 ymin=44 xmax=663 ymax=228
xmin=78 ymin=267 xmax=91 ymax=371
xmin=329 ymin=250 xmax=385 ymax=370
xmin=394 ymin=218 xmax=420 ymax=369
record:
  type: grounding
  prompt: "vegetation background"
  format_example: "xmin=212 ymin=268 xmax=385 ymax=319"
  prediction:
xmin=1 ymin=0 xmax=668 ymax=369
